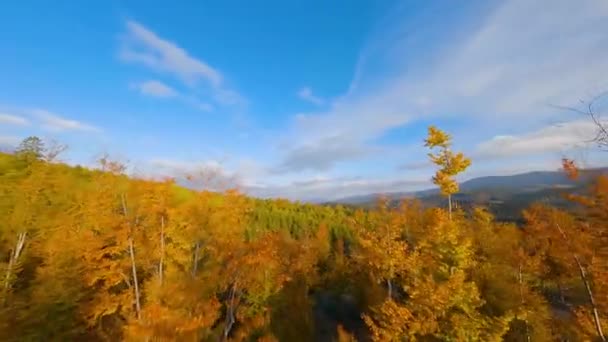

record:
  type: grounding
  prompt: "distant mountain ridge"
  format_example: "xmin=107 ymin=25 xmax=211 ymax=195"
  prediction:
xmin=332 ymin=167 xmax=608 ymax=205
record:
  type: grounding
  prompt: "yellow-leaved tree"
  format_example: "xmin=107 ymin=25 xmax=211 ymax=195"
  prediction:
xmin=424 ymin=126 xmax=471 ymax=219
xmin=522 ymin=159 xmax=607 ymax=341
xmin=362 ymin=208 xmax=513 ymax=341
xmin=353 ymin=197 xmax=408 ymax=301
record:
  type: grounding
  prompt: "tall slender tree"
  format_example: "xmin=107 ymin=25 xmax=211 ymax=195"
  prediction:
xmin=424 ymin=126 xmax=471 ymax=219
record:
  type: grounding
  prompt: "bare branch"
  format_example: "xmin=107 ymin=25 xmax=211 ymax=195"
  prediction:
xmin=552 ymin=94 xmax=608 ymax=151
xmin=44 ymin=139 xmax=68 ymax=162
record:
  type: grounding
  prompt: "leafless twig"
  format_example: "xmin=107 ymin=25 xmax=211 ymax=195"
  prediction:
xmin=550 ymin=93 xmax=608 ymax=151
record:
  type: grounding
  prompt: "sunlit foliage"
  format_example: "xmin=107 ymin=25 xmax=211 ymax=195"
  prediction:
xmin=0 ymin=132 xmax=606 ymax=341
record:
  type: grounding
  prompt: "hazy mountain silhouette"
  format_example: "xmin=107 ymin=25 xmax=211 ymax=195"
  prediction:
xmin=331 ymin=168 xmax=608 ymax=220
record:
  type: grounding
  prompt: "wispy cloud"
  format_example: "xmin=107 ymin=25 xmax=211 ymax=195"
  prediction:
xmin=297 ymin=87 xmax=324 ymax=105
xmin=34 ymin=109 xmax=100 ymax=133
xmin=399 ymin=160 xmax=432 ymax=171
xmin=120 ymin=20 xmax=244 ymax=106
xmin=411 ymin=0 xmax=608 ymax=117
xmin=149 ymin=158 xmax=223 ymax=174
xmin=131 ymin=80 xmax=214 ymax=111
xmin=121 ymin=20 xmax=221 ymax=86
xmin=133 ymin=80 xmax=177 ymax=98
xmin=147 ymin=158 xmax=241 ymax=191
xmin=277 ymin=0 xmax=608 ymax=175
xmin=274 ymin=135 xmax=373 ymax=173
xmin=0 ymin=135 xmax=21 ymax=147
xmin=277 ymin=92 xmax=411 ymax=172
xmin=248 ymin=176 xmax=430 ymax=201
xmin=143 ymin=156 xmax=272 ymax=191
xmin=0 ymin=113 xmax=29 ymax=126
xmin=476 ymin=120 xmax=600 ymax=158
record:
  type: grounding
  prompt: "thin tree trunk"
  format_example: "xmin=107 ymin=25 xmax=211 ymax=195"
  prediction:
xmin=3 ymin=231 xmax=27 ymax=304
xmin=518 ymin=262 xmax=531 ymax=342
xmin=574 ymin=254 xmax=604 ymax=341
xmin=129 ymin=238 xmax=142 ymax=320
xmin=387 ymin=278 xmax=393 ymax=300
xmin=159 ymin=215 xmax=165 ymax=285
xmin=558 ymin=283 xmax=566 ymax=305
xmin=192 ymin=241 xmax=200 ymax=277
xmin=222 ymin=283 xmax=238 ymax=342
xmin=122 ymin=194 xmax=141 ymax=320
xmin=555 ymin=223 xmax=605 ymax=341
xmin=448 ymin=194 xmax=452 ymax=220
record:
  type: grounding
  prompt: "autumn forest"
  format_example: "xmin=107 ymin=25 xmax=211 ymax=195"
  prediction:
xmin=1 ymin=126 xmax=607 ymax=342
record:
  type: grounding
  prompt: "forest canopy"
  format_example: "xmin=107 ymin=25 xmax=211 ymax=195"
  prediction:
xmin=0 ymin=127 xmax=607 ymax=341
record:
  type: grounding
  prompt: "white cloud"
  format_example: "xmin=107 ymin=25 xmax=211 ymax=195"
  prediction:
xmin=149 ymin=158 xmax=221 ymax=174
xmin=121 ymin=20 xmax=221 ymax=86
xmin=417 ymin=0 xmax=608 ymax=116
xmin=147 ymin=158 xmax=241 ymax=191
xmin=274 ymin=135 xmax=374 ymax=173
xmin=297 ymin=87 xmax=324 ymax=105
xmin=277 ymin=90 xmax=412 ymax=172
xmin=0 ymin=113 xmax=29 ymax=126
xmin=34 ymin=109 xmax=100 ymax=133
xmin=248 ymin=176 xmax=430 ymax=202
xmin=134 ymin=80 xmax=177 ymax=98
xmin=476 ymin=120 xmax=600 ymax=158
xmin=277 ymin=0 xmax=608 ymax=175
xmin=95 ymin=2 xmax=608 ymax=200
xmin=131 ymin=80 xmax=214 ymax=111
xmin=399 ymin=160 xmax=432 ymax=171
xmin=0 ymin=135 xmax=21 ymax=147
xmin=120 ymin=20 xmax=244 ymax=106
xmin=145 ymin=158 xmax=431 ymax=201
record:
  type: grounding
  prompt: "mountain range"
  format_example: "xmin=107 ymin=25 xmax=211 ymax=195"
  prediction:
xmin=330 ymin=168 xmax=608 ymax=222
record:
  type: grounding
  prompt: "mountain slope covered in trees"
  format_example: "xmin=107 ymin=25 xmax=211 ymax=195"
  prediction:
xmin=332 ymin=168 xmax=608 ymax=223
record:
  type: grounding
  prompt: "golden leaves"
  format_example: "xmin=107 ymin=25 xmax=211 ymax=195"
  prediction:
xmin=363 ymin=299 xmax=415 ymax=341
xmin=4 ymin=136 xmax=608 ymax=341
xmin=424 ymin=126 xmax=471 ymax=197
xmin=432 ymin=171 xmax=459 ymax=196
xmin=424 ymin=125 xmax=451 ymax=149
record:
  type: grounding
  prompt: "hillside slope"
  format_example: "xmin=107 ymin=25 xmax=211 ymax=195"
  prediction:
xmin=331 ymin=168 xmax=608 ymax=221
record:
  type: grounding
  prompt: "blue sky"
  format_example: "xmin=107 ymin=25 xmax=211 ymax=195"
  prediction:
xmin=1 ymin=0 xmax=608 ymax=200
